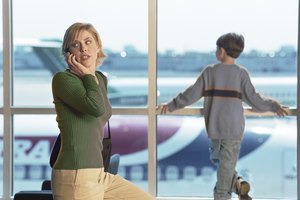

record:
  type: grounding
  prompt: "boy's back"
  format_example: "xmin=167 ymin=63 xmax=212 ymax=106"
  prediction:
xmin=202 ymin=63 xmax=248 ymax=140
xmin=204 ymin=63 xmax=245 ymax=91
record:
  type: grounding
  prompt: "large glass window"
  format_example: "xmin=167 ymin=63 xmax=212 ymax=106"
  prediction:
xmin=157 ymin=0 xmax=298 ymax=199
xmin=110 ymin=115 xmax=149 ymax=191
xmin=0 ymin=0 xmax=298 ymax=199
xmin=157 ymin=116 xmax=297 ymax=199
xmin=13 ymin=115 xmax=58 ymax=192
xmin=12 ymin=0 xmax=148 ymax=107
xmin=11 ymin=0 xmax=148 ymax=195
xmin=12 ymin=115 xmax=149 ymax=193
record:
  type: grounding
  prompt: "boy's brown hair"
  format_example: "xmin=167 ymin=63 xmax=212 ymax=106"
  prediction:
xmin=216 ymin=32 xmax=244 ymax=58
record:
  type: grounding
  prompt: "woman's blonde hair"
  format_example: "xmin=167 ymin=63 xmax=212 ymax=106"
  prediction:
xmin=62 ymin=22 xmax=106 ymax=66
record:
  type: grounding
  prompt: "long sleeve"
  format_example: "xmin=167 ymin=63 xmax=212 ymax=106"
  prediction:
xmin=52 ymin=70 xmax=112 ymax=169
xmin=52 ymin=71 xmax=106 ymax=117
xmin=240 ymin=70 xmax=280 ymax=112
xmin=167 ymin=72 xmax=205 ymax=112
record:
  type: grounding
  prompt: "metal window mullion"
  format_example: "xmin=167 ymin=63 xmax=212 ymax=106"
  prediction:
xmin=148 ymin=0 xmax=157 ymax=197
xmin=2 ymin=0 xmax=13 ymax=198
xmin=297 ymin=0 xmax=300 ymax=199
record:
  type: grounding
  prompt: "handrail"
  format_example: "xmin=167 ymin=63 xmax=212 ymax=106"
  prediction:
xmin=0 ymin=107 xmax=296 ymax=116
xmin=156 ymin=107 xmax=297 ymax=117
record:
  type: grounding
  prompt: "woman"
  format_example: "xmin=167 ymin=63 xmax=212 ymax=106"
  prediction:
xmin=51 ymin=22 xmax=153 ymax=200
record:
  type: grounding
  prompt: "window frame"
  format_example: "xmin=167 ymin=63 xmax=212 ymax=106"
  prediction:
xmin=1 ymin=0 xmax=299 ymax=199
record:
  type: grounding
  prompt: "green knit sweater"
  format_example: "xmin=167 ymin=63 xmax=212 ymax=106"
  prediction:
xmin=52 ymin=69 xmax=112 ymax=169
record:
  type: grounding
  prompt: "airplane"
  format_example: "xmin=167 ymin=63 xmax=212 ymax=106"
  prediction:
xmin=7 ymin=113 xmax=297 ymax=198
xmin=5 ymin=76 xmax=297 ymax=199
xmin=0 ymin=39 xmax=297 ymax=199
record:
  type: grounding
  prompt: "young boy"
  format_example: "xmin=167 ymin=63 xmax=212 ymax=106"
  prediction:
xmin=158 ymin=32 xmax=288 ymax=200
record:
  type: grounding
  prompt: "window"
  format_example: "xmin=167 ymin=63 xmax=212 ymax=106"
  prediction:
xmin=157 ymin=0 xmax=298 ymax=199
xmin=0 ymin=0 xmax=298 ymax=199
xmin=13 ymin=115 xmax=58 ymax=191
xmin=12 ymin=0 xmax=148 ymax=107
xmin=8 ymin=0 xmax=148 ymax=196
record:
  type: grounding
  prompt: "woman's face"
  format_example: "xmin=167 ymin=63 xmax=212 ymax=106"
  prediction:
xmin=68 ymin=30 xmax=100 ymax=69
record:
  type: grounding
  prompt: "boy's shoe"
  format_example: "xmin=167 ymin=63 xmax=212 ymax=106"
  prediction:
xmin=238 ymin=194 xmax=252 ymax=200
xmin=236 ymin=177 xmax=252 ymax=200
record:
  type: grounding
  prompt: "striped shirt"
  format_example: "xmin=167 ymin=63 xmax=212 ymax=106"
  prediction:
xmin=167 ymin=63 xmax=280 ymax=140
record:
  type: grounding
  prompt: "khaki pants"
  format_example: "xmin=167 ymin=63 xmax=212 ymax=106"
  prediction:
xmin=52 ymin=168 xmax=154 ymax=200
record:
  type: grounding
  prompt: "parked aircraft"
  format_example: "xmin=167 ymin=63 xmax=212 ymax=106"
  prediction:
xmin=9 ymin=114 xmax=296 ymax=198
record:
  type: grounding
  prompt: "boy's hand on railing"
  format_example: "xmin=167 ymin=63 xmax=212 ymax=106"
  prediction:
xmin=157 ymin=103 xmax=169 ymax=114
xmin=276 ymin=106 xmax=289 ymax=117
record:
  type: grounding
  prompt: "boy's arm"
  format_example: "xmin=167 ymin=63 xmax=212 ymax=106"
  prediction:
xmin=52 ymin=72 xmax=106 ymax=117
xmin=241 ymin=71 xmax=286 ymax=114
xmin=165 ymin=73 xmax=205 ymax=112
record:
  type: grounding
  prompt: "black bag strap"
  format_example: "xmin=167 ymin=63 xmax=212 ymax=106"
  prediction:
xmin=96 ymin=71 xmax=108 ymax=89
xmin=106 ymin=121 xmax=111 ymax=139
xmin=97 ymin=70 xmax=111 ymax=139
xmin=49 ymin=134 xmax=61 ymax=168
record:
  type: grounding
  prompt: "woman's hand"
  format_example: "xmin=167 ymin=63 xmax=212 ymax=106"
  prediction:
xmin=67 ymin=53 xmax=93 ymax=77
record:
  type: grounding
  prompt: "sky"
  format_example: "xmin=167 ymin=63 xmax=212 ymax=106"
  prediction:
xmin=1 ymin=0 xmax=298 ymax=53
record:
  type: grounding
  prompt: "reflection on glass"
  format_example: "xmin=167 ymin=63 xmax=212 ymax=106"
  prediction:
xmin=157 ymin=116 xmax=297 ymax=199
xmin=12 ymin=0 xmax=148 ymax=107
